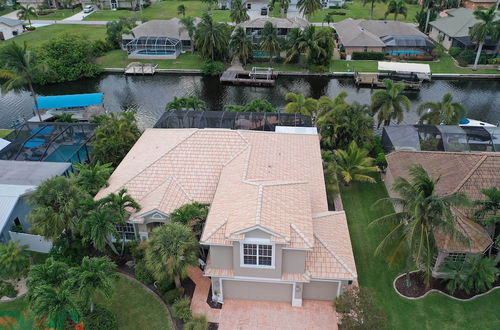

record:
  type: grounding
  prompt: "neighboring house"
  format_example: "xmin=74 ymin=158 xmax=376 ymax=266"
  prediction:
xmin=122 ymin=18 xmax=199 ymax=58
xmin=462 ymin=0 xmax=497 ymax=10
xmin=96 ymin=128 xmax=358 ymax=306
xmin=238 ymin=17 xmax=309 ymax=44
xmin=0 ymin=17 xmax=23 ymax=41
xmin=384 ymin=151 xmax=496 ymax=276
xmin=0 ymin=160 xmax=71 ymax=243
xmin=429 ymin=8 xmax=500 ymax=51
xmin=333 ymin=18 xmax=434 ymax=59
xmin=15 ymin=0 xmax=46 ymax=8
xmin=81 ymin=0 xmax=157 ymax=10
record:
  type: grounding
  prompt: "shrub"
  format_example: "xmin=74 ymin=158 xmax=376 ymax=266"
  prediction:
xmin=91 ymin=39 xmax=113 ymax=57
xmin=156 ymin=277 xmax=175 ymax=295
xmin=335 ymin=286 xmax=386 ymax=330
xmin=432 ymin=45 xmax=444 ymax=59
xmin=351 ymin=51 xmax=385 ymax=60
xmin=328 ymin=10 xmax=346 ymax=15
xmin=449 ymin=46 xmax=461 ymax=57
xmin=25 ymin=26 xmax=36 ymax=31
xmin=201 ymin=61 xmax=224 ymax=76
xmin=488 ymin=58 xmax=500 ymax=65
xmin=164 ymin=288 xmax=181 ymax=304
xmin=185 ymin=315 xmax=209 ymax=330
xmin=82 ymin=304 xmax=118 ymax=330
xmin=0 ymin=281 xmax=17 ymax=298
xmin=309 ymin=64 xmax=329 ymax=72
xmin=375 ymin=153 xmax=387 ymax=172
xmin=131 ymin=240 xmax=148 ymax=261
xmin=172 ymin=298 xmax=192 ymax=322
xmin=457 ymin=49 xmax=475 ymax=67
xmin=134 ymin=260 xmax=155 ymax=285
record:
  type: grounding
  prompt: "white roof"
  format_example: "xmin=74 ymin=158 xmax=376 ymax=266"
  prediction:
xmin=275 ymin=126 xmax=318 ymax=135
xmin=378 ymin=62 xmax=431 ymax=74
xmin=0 ymin=138 xmax=10 ymax=152
xmin=0 ymin=184 xmax=36 ymax=234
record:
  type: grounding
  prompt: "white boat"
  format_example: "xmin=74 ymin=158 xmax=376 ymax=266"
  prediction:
xmin=459 ymin=118 xmax=497 ymax=127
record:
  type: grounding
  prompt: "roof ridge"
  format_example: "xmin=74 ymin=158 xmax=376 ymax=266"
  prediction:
xmin=202 ymin=218 xmax=228 ymax=243
xmin=388 ymin=150 xmax=499 ymax=157
xmin=450 ymin=154 xmax=488 ymax=195
xmin=314 ymin=234 xmax=357 ymax=278
xmin=255 ymin=185 xmax=264 ymax=226
xmin=290 ymin=224 xmax=314 ymax=249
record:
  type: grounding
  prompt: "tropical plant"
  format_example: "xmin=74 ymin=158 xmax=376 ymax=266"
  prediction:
xmin=441 ymin=255 xmax=498 ymax=294
xmin=17 ymin=5 xmax=37 ymax=26
xmin=171 ymin=202 xmax=209 ymax=238
xmin=79 ymin=206 xmax=122 ymax=255
xmin=322 ymin=151 xmax=340 ymax=198
xmin=421 ymin=0 xmax=438 ymax=33
xmin=415 ymin=8 xmax=437 ymax=33
xmin=269 ymin=0 xmax=290 ymax=17
xmin=145 ymin=222 xmax=198 ymax=290
xmin=0 ymin=42 xmax=49 ymax=122
xmin=165 ymin=96 xmax=207 ymax=111
xmin=194 ymin=13 xmax=229 ymax=61
xmin=177 ymin=4 xmax=187 ymax=17
xmin=106 ymin=17 xmax=136 ymax=49
xmin=316 ymin=92 xmax=348 ymax=119
xmin=29 ymin=285 xmax=81 ymax=329
xmin=284 ymin=92 xmax=318 ymax=118
xmin=179 ymin=16 xmax=197 ymax=50
xmin=285 ymin=26 xmax=331 ymax=66
xmin=67 ymin=257 xmax=118 ymax=312
xmin=0 ymin=240 xmax=30 ymax=280
xmin=384 ymin=0 xmax=407 ymax=21
xmin=185 ymin=315 xmax=209 ymax=330
xmin=323 ymin=13 xmax=334 ymax=25
xmin=230 ymin=26 xmax=253 ymax=65
xmin=469 ymin=7 xmax=500 ymax=70
xmin=417 ymin=93 xmax=467 ymax=125
xmin=28 ymin=176 xmax=89 ymax=240
xmin=91 ymin=111 xmax=141 ymax=167
xmin=363 ymin=0 xmax=386 ymax=20
xmin=224 ymin=99 xmax=277 ymax=112
xmin=73 ymin=161 xmax=114 ymax=195
xmin=297 ymin=0 xmax=322 ymax=18
xmin=370 ymin=164 xmax=470 ymax=287
xmin=53 ymin=113 xmax=78 ymax=123
xmin=333 ymin=141 xmax=378 ymax=186
xmin=172 ymin=297 xmax=193 ymax=321
xmin=474 ymin=187 xmax=500 ymax=245
xmin=230 ymin=0 xmax=249 ymax=24
xmin=259 ymin=21 xmax=281 ymax=64
xmin=370 ymin=79 xmax=410 ymax=127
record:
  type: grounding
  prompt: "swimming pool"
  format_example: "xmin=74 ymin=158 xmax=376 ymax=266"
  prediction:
xmin=136 ymin=50 xmax=176 ymax=56
xmin=45 ymin=145 xmax=92 ymax=163
xmin=253 ymin=51 xmax=270 ymax=57
xmin=388 ymin=50 xmax=422 ymax=55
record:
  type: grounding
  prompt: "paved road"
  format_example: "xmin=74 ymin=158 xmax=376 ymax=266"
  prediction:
xmin=62 ymin=10 xmax=94 ymax=21
xmin=28 ymin=19 xmax=108 ymax=25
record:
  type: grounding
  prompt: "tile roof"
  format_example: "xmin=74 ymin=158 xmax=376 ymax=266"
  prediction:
xmin=123 ymin=18 xmax=201 ymax=40
xmin=386 ymin=150 xmax=496 ymax=253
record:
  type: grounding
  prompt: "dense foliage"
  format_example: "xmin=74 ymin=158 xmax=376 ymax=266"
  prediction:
xmin=441 ymin=255 xmax=498 ymax=294
xmin=333 ymin=141 xmax=378 ymax=186
xmin=0 ymin=240 xmax=30 ymax=280
xmin=335 ymin=286 xmax=386 ymax=330
xmin=81 ymin=304 xmax=118 ymax=330
xmin=106 ymin=17 xmax=136 ymax=49
xmin=170 ymin=202 xmax=209 ymax=238
xmin=224 ymin=99 xmax=277 ymax=112
xmin=172 ymin=297 xmax=193 ymax=322
xmin=165 ymin=96 xmax=207 ymax=111
xmin=351 ymin=51 xmax=385 ymax=60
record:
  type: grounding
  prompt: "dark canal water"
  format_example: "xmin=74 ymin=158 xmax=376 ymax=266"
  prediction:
xmin=0 ymin=74 xmax=499 ymax=129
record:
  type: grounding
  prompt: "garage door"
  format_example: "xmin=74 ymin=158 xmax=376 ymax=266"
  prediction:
xmin=222 ymin=280 xmax=292 ymax=302
xmin=303 ymin=281 xmax=339 ymax=301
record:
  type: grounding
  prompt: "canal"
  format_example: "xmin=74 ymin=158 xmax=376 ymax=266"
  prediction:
xmin=0 ymin=74 xmax=499 ymax=129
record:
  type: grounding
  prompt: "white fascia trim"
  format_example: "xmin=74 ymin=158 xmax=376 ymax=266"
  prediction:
xmin=282 ymin=247 xmax=313 ymax=251
xmin=133 ymin=209 xmax=169 ymax=220
xmin=310 ymin=277 xmax=357 ymax=281
xmin=221 ymin=276 xmax=293 ymax=284
xmin=200 ymin=242 xmax=232 ymax=247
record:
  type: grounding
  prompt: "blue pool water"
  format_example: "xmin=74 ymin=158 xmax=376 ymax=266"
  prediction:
xmin=45 ymin=145 xmax=92 ymax=163
xmin=137 ymin=50 xmax=175 ymax=56
xmin=253 ymin=51 xmax=270 ymax=57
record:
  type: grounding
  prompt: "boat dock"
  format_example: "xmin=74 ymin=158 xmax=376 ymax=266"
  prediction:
xmin=220 ymin=67 xmax=277 ymax=86
xmin=125 ymin=62 xmax=158 ymax=75
xmin=354 ymin=72 xmax=422 ymax=90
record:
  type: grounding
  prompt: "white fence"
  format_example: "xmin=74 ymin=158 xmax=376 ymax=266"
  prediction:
xmin=9 ymin=232 xmax=52 ymax=253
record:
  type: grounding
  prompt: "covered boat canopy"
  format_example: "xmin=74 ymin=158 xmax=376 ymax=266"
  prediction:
xmin=378 ymin=62 xmax=431 ymax=75
xmin=36 ymin=93 xmax=103 ymax=110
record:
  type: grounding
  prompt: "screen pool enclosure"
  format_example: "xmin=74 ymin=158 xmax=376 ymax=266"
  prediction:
xmin=126 ymin=36 xmax=181 ymax=58
xmin=0 ymin=122 xmax=96 ymax=164
xmin=154 ymin=111 xmax=313 ymax=130
xmin=382 ymin=125 xmax=500 ymax=153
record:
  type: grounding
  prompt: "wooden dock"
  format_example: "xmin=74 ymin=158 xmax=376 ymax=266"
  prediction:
xmin=125 ymin=62 xmax=158 ymax=75
xmin=220 ymin=67 xmax=277 ymax=87
xmin=354 ymin=72 xmax=421 ymax=90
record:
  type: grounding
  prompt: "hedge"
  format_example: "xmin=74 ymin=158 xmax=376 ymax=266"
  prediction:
xmin=352 ymin=52 xmax=385 ymax=60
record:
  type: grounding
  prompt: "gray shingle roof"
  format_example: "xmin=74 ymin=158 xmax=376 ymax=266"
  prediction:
xmin=0 ymin=17 xmax=22 ymax=27
xmin=429 ymin=8 xmax=500 ymax=37
xmin=123 ymin=18 xmax=200 ymax=40
xmin=0 ymin=160 xmax=71 ymax=186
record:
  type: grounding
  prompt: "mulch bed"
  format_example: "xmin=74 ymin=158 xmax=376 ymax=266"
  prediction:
xmin=395 ymin=271 xmax=500 ymax=300
xmin=206 ymin=284 xmax=223 ymax=309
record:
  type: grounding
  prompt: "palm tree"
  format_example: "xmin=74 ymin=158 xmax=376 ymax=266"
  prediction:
xmin=16 ymin=5 xmax=37 ymax=27
xmin=323 ymin=13 xmax=334 ymax=26
xmin=230 ymin=0 xmax=249 ymax=24
xmin=474 ymin=187 xmax=500 ymax=227
xmin=185 ymin=95 xmax=207 ymax=110
xmin=421 ymin=0 xmax=438 ymax=33
xmin=363 ymin=0 xmax=386 ymax=20
xmin=73 ymin=161 xmax=114 ymax=195
xmin=177 ymin=4 xmax=187 ymax=17
xmin=79 ymin=206 xmax=122 ymax=255
xmin=27 ymin=257 xmax=70 ymax=289
xmin=0 ymin=42 xmax=49 ymax=122
xmin=333 ymin=141 xmax=378 ymax=186
xmin=370 ymin=165 xmax=469 ymax=287
xmin=316 ymin=92 xmax=348 ymax=119
xmin=194 ymin=13 xmax=228 ymax=60
xmin=29 ymin=285 xmax=80 ymax=329
xmin=469 ymin=7 xmax=500 ymax=71
xmin=384 ymin=0 xmax=407 ymax=21
xmin=417 ymin=93 xmax=467 ymax=125
xmin=67 ymin=257 xmax=118 ymax=312
xmin=269 ymin=0 xmax=290 ymax=17
xmin=297 ymin=0 xmax=322 ymax=19
xmin=230 ymin=26 xmax=253 ymax=66
xmin=259 ymin=22 xmax=281 ymax=64
xmin=179 ymin=16 xmax=196 ymax=52
xmin=284 ymin=92 xmax=319 ymax=118
xmin=145 ymin=222 xmax=198 ymax=290
xmin=440 ymin=255 xmax=498 ymax=294
xmin=370 ymin=79 xmax=410 ymax=127
xmin=285 ymin=25 xmax=324 ymax=65
xmin=171 ymin=202 xmax=209 ymax=238
xmin=99 ymin=188 xmax=140 ymax=222
xmin=0 ymin=240 xmax=30 ymax=280
xmin=166 ymin=96 xmax=207 ymax=111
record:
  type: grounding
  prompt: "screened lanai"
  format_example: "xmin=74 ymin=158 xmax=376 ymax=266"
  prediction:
xmin=382 ymin=125 xmax=500 ymax=153
xmin=126 ymin=36 xmax=181 ymax=59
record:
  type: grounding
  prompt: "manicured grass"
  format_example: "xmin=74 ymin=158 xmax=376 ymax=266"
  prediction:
xmin=0 ymin=24 xmax=106 ymax=49
xmin=309 ymin=0 xmax=421 ymax=23
xmin=341 ymin=180 xmax=500 ymax=330
xmin=95 ymin=274 xmax=172 ymax=330
xmin=84 ymin=2 xmax=231 ymax=22
xmin=33 ymin=9 xmax=77 ymax=20
xmin=96 ymin=49 xmax=205 ymax=69
xmin=0 ymin=129 xmax=12 ymax=138
xmin=245 ymin=62 xmax=308 ymax=72
xmin=0 ymin=7 xmax=15 ymax=16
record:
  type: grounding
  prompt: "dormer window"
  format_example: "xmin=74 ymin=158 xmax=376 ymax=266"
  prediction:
xmin=241 ymin=243 xmax=274 ymax=268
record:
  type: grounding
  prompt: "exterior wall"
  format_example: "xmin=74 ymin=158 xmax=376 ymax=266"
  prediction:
xmin=222 ymin=279 xmax=293 ymax=302
xmin=9 ymin=231 xmax=52 ymax=253
xmin=282 ymin=249 xmax=306 ymax=274
xmin=303 ymin=281 xmax=339 ymax=300
xmin=463 ymin=0 xmax=495 ymax=9
xmin=429 ymin=26 xmax=453 ymax=50
xmin=0 ymin=198 xmax=31 ymax=243
xmin=210 ymin=246 xmax=233 ymax=269
xmin=343 ymin=46 xmax=384 ymax=57
xmin=233 ymin=241 xmax=283 ymax=278
xmin=0 ymin=23 xmax=22 ymax=41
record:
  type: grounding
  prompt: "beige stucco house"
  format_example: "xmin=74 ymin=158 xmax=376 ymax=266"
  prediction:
xmin=0 ymin=17 xmax=23 ymax=41
xmin=384 ymin=150 xmax=496 ymax=276
xmin=96 ymin=128 xmax=357 ymax=306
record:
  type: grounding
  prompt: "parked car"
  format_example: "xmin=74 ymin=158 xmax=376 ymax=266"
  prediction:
xmin=83 ymin=5 xmax=94 ymax=13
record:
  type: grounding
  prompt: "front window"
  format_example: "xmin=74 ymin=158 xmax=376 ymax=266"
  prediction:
xmin=116 ymin=223 xmax=136 ymax=240
xmin=242 ymin=243 xmax=273 ymax=267
xmin=445 ymin=252 xmax=466 ymax=263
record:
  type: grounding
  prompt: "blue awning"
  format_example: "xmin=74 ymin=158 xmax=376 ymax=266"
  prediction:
xmin=35 ymin=93 xmax=103 ymax=110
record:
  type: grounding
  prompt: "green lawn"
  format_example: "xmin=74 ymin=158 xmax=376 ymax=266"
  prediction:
xmin=33 ymin=9 xmax=77 ymax=20
xmin=84 ymin=2 xmax=231 ymax=21
xmin=245 ymin=62 xmax=309 ymax=72
xmin=96 ymin=49 xmax=205 ymax=69
xmin=0 ymin=7 xmax=15 ymax=16
xmin=309 ymin=0 xmax=421 ymax=23
xmin=340 ymin=180 xmax=500 ymax=330
xmin=0 ymin=129 xmax=12 ymax=138
xmin=0 ymin=273 xmax=172 ymax=330
xmin=0 ymin=24 xmax=106 ymax=49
